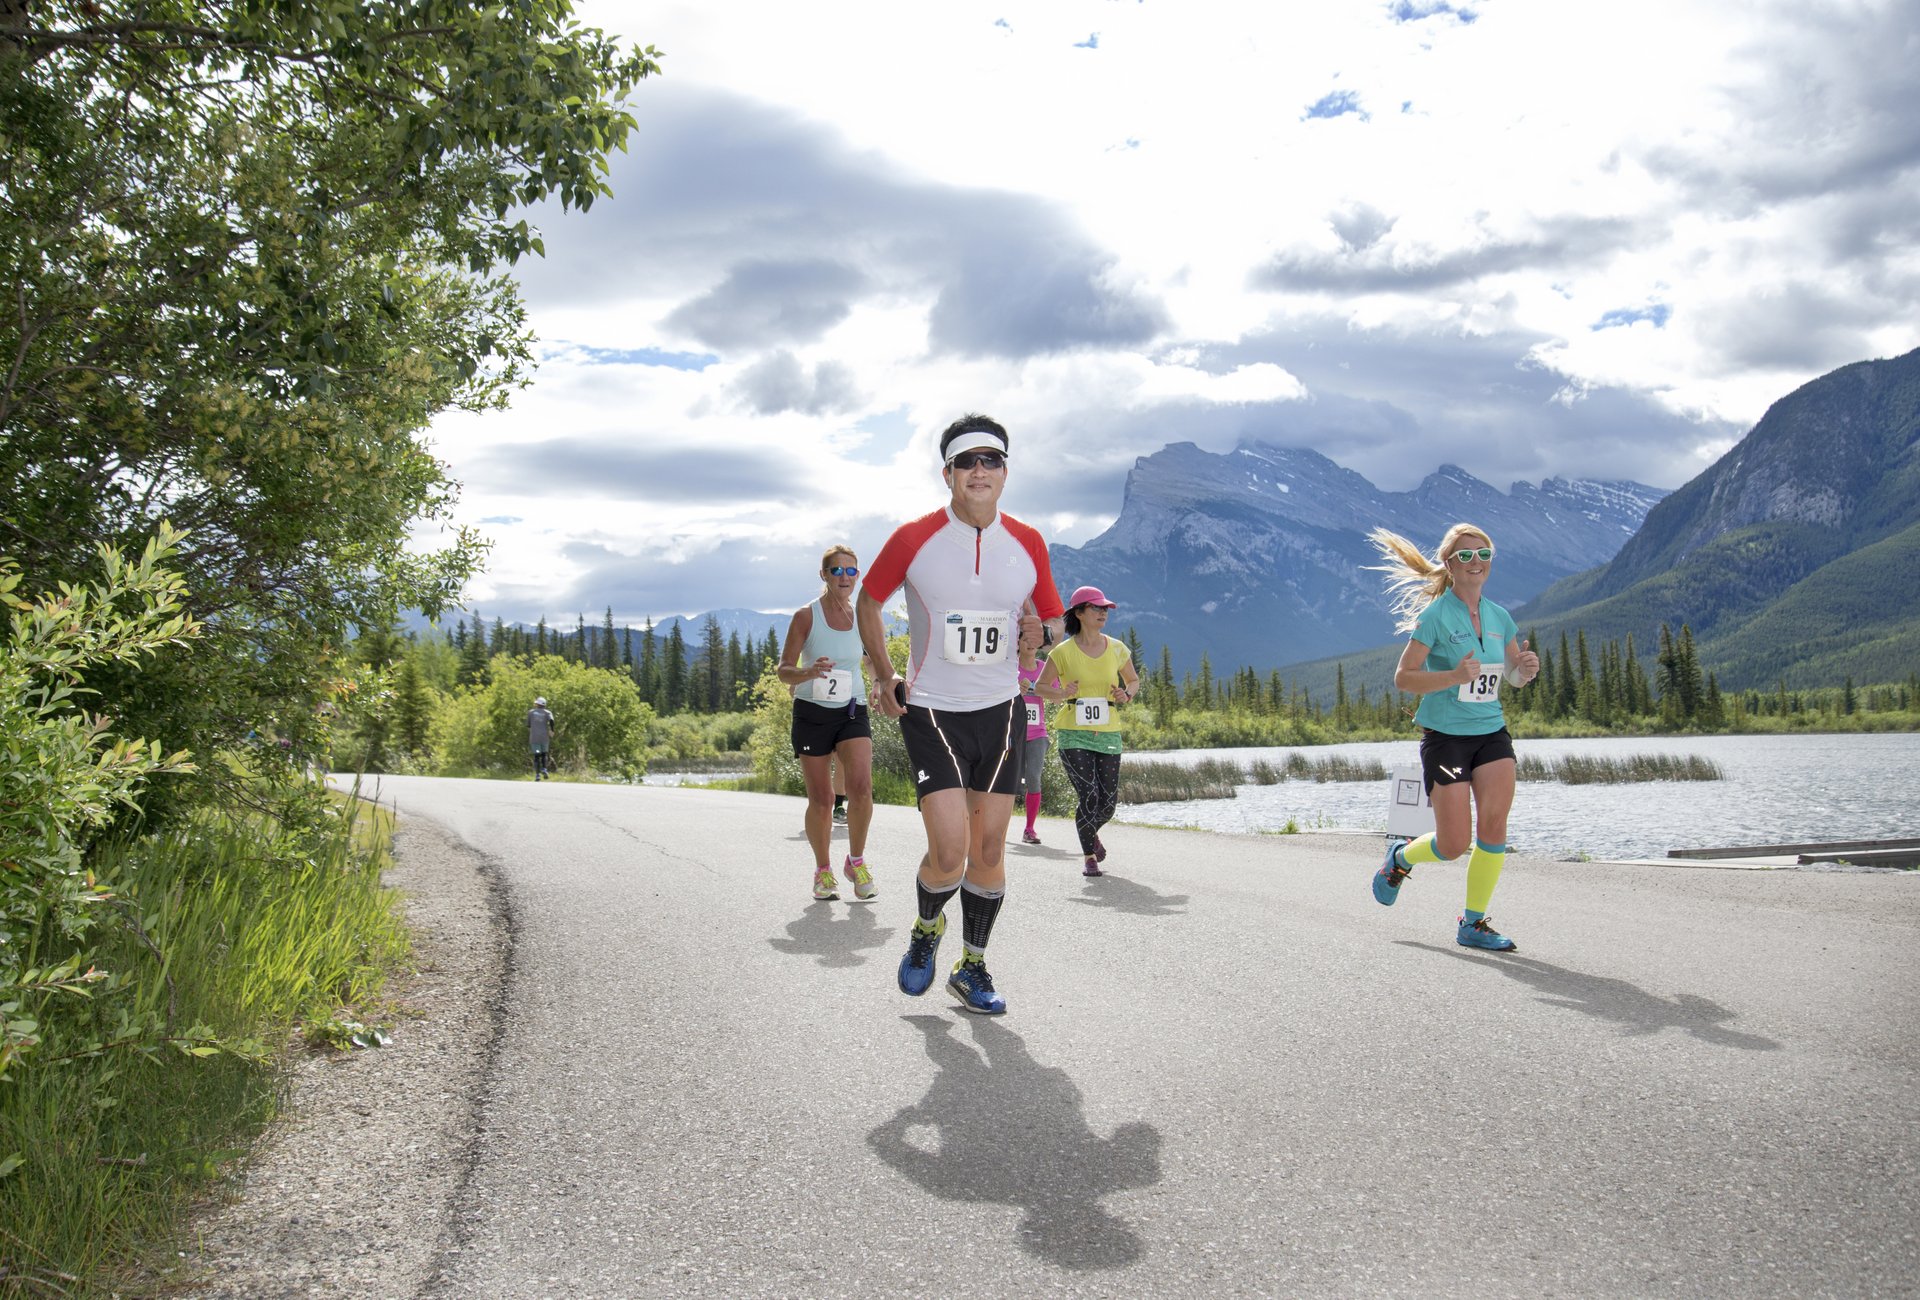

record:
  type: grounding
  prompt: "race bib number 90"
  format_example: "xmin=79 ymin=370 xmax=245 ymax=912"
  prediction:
xmin=1075 ymin=697 xmax=1110 ymax=727
xmin=942 ymin=610 xmax=1009 ymax=664
xmin=1457 ymin=668 xmax=1503 ymax=703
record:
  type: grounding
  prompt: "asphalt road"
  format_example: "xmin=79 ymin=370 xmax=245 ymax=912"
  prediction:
xmin=361 ymin=775 xmax=1919 ymax=1299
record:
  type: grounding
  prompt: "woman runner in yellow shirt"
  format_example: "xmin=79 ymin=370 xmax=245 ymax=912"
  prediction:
xmin=1035 ymin=586 xmax=1140 ymax=877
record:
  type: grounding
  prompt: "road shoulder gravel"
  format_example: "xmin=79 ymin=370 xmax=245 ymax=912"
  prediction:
xmin=178 ymin=816 xmax=506 ymax=1299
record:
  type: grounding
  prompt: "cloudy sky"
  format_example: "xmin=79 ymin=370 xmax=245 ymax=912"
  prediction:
xmin=425 ymin=0 xmax=1920 ymax=628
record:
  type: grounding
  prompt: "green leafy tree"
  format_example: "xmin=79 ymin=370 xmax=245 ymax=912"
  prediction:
xmin=1 ymin=2 xmax=659 ymax=807
xmin=430 ymin=655 xmax=651 ymax=779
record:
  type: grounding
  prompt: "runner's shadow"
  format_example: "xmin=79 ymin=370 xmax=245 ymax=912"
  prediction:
xmin=768 ymin=901 xmax=892 ymax=968
xmin=1396 ymin=942 xmax=1781 ymax=1051
xmin=868 ymin=1016 xmax=1162 ymax=1270
xmin=1067 ymin=876 xmax=1189 ymax=917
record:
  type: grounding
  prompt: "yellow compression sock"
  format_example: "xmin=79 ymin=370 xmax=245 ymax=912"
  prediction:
xmin=1465 ymin=838 xmax=1507 ymax=916
xmin=1398 ymin=833 xmax=1453 ymax=867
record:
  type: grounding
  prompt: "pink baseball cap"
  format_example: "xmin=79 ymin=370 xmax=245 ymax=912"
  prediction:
xmin=1067 ymin=585 xmax=1116 ymax=609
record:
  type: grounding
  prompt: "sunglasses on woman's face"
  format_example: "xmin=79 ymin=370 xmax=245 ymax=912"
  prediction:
xmin=827 ymin=565 xmax=859 ymax=577
xmin=1451 ymin=547 xmax=1495 ymax=563
xmin=946 ymin=450 xmax=1006 ymax=471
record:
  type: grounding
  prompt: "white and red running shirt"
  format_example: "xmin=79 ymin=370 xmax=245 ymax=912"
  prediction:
xmin=862 ymin=506 xmax=1065 ymax=711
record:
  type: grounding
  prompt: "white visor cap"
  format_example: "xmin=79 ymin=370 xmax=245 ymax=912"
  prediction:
xmin=943 ymin=430 xmax=1008 ymax=462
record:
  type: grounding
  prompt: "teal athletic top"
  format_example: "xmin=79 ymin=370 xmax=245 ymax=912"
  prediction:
xmin=793 ymin=598 xmax=867 ymax=708
xmin=1409 ymin=589 xmax=1519 ymax=736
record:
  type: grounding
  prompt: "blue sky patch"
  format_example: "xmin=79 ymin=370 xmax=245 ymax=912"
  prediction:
xmin=1305 ymin=90 xmax=1367 ymax=121
xmin=1389 ymin=1 xmax=1477 ymax=22
xmin=1593 ymin=304 xmax=1672 ymax=330
xmin=565 ymin=344 xmax=720 ymax=371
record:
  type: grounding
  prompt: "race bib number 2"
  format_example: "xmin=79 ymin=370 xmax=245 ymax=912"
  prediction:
xmin=819 ymin=669 xmax=856 ymax=701
xmin=1458 ymin=668 xmax=1503 ymax=703
xmin=942 ymin=610 xmax=1009 ymax=664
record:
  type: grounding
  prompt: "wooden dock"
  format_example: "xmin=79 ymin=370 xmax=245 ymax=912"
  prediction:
xmin=1666 ymin=838 xmax=1920 ymax=869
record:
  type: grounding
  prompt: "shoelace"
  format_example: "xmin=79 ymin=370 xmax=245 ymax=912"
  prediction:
xmin=906 ymin=925 xmax=938 ymax=966
xmin=1466 ymin=917 xmax=1501 ymax=935
xmin=958 ymin=960 xmax=995 ymax=991
xmin=1386 ymin=862 xmax=1411 ymax=886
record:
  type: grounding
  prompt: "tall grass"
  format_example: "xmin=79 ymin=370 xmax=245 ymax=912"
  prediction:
xmin=1517 ymin=753 xmax=1725 ymax=784
xmin=0 ymin=795 xmax=409 ymax=1297
xmin=1120 ymin=753 xmax=1390 ymax=803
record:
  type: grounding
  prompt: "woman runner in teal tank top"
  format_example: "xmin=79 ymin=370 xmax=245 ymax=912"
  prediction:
xmin=777 ymin=545 xmax=879 ymax=903
xmin=1366 ymin=523 xmax=1540 ymax=951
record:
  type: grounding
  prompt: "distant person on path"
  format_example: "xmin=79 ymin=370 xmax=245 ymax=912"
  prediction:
xmin=526 ymin=697 xmax=556 ymax=781
xmin=778 ymin=545 xmax=878 ymax=902
xmin=1034 ymin=586 xmax=1139 ymax=877
xmin=1014 ymin=614 xmax=1050 ymax=845
xmin=1367 ymin=524 xmax=1540 ymax=950
xmin=859 ymin=414 xmax=1065 ymax=1015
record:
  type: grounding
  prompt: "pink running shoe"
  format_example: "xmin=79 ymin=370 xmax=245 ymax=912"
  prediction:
xmin=1093 ymin=835 xmax=1108 ymax=863
xmin=842 ymin=855 xmax=877 ymax=901
xmin=1022 ymin=829 xmax=1042 ymax=845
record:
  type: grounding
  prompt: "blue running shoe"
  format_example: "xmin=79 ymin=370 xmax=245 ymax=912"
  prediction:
xmin=1457 ymin=915 xmax=1518 ymax=951
xmin=1373 ymin=842 xmax=1411 ymax=906
xmin=947 ymin=955 xmax=1006 ymax=1015
xmin=897 ymin=914 xmax=946 ymax=996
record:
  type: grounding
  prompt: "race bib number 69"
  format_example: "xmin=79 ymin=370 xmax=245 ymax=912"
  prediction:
xmin=942 ymin=610 xmax=1009 ymax=664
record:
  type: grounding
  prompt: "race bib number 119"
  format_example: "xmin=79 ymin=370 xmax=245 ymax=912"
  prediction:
xmin=942 ymin=610 xmax=1009 ymax=664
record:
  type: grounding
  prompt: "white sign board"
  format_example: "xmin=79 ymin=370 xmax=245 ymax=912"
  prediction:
xmin=1386 ymin=764 xmax=1435 ymax=839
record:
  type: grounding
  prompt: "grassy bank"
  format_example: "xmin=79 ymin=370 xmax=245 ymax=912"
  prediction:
xmin=0 ymin=794 xmax=408 ymax=1297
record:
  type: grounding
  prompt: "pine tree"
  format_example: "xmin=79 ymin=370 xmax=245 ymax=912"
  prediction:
xmin=457 ymin=612 xmax=490 ymax=685
xmin=639 ymin=619 xmax=660 ymax=703
xmin=1675 ymin=625 xmax=1703 ymax=721
xmin=698 ymin=614 xmax=725 ymax=712
xmin=1574 ymin=630 xmax=1597 ymax=722
xmin=393 ymin=653 xmax=436 ymax=757
xmin=663 ymin=624 xmax=689 ymax=713
xmin=601 ymin=607 xmax=618 ymax=670
xmin=536 ymin=616 xmax=549 ymax=657
xmin=1197 ymin=655 xmax=1215 ymax=711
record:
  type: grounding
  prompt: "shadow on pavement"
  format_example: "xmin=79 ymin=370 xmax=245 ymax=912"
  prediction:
xmin=1397 ymin=941 xmax=1782 ymax=1050
xmin=1067 ymin=875 xmax=1189 ymax=916
xmin=768 ymin=900 xmax=894 ymax=968
xmin=868 ymin=1015 xmax=1162 ymax=1270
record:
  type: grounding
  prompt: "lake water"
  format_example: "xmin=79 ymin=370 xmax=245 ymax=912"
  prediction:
xmin=1115 ymin=732 xmax=1920 ymax=862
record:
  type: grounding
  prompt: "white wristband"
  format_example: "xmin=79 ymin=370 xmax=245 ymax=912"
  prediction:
xmin=1504 ymin=664 xmax=1525 ymax=686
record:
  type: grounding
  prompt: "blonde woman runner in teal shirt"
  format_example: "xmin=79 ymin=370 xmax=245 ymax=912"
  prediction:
xmin=1368 ymin=523 xmax=1540 ymax=950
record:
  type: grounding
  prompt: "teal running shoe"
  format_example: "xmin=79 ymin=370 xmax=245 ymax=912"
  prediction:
xmin=1457 ymin=915 xmax=1518 ymax=952
xmin=947 ymin=955 xmax=1006 ymax=1015
xmin=1373 ymin=843 xmax=1411 ymax=906
xmin=897 ymin=914 xmax=946 ymax=995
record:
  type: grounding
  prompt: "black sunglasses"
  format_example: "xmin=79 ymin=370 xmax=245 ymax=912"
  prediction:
xmin=827 ymin=564 xmax=859 ymax=577
xmin=946 ymin=450 xmax=1006 ymax=471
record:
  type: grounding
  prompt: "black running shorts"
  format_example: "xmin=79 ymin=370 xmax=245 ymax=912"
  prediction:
xmin=791 ymin=698 xmax=872 ymax=757
xmin=900 ymin=698 xmax=1021 ymax=800
xmin=1419 ymin=727 xmax=1516 ymax=793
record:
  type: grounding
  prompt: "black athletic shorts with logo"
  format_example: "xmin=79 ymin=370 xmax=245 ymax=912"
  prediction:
xmin=791 ymin=698 xmax=872 ymax=757
xmin=1419 ymin=726 xmax=1516 ymax=793
xmin=900 ymin=698 xmax=1021 ymax=800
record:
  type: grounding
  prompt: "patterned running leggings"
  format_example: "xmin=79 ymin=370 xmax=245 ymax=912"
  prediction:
xmin=1059 ymin=747 xmax=1122 ymax=856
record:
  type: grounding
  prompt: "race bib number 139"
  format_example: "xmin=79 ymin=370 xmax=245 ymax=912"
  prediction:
xmin=1457 ymin=669 xmax=1503 ymax=703
xmin=942 ymin=610 xmax=1009 ymax=664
